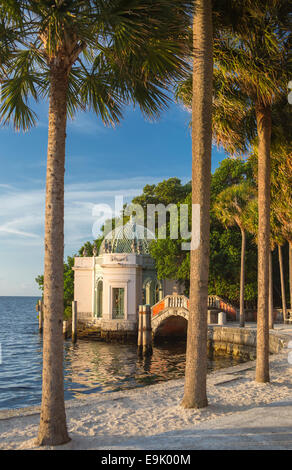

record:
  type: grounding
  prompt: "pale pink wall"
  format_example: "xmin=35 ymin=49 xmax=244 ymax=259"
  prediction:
xmin=73 ymin=258 xmax=94 ymax=314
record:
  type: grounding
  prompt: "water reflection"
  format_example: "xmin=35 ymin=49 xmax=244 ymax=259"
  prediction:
xmin=63 ymin=339 xmax=244 ymax=401
xmin=0 ymin=297 xmax=246 ymax=409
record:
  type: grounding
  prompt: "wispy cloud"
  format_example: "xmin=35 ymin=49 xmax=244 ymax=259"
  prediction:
xmin=68 ymin=113 xmax=107 ymax=136
xmin=0 ymin=174 xmax=188 ymax=295
xmin=0 ymin=176 xmax=166 ymax=247
xmin=0 ymin=183 xmax=15 ymax=189
xmin=0 ymin=225 xmax=39 ymax=238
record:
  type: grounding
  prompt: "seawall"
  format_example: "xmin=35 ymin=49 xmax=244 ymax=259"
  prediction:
xmin=208 ymin=325 xmax=289 ymax=360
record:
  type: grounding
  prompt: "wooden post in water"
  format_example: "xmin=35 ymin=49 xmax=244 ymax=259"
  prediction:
xmin=142 ymin=305 xmax=147 ymax=354
xmin=63 ymin=320 xmax=68 ymax=339
xmin=38 ymin=299 xmax=43 ymax=334
xmin=143 ymin=304 xmax=153 ymax=356
xmin=137 ymin=304 xmax=153 ymax=355
xmin=72 ymin=300 xmax=77 ymax=343
xmin=137 ymin=305 xmax=143 ymax=354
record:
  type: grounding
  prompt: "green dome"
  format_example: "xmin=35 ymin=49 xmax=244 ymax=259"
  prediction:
xmin=99 ymin=218 xmax=155 ymax=255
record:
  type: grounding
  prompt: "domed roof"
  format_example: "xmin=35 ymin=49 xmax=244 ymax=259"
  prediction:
xmin=99 ymin=217 xmax=155 ymax=255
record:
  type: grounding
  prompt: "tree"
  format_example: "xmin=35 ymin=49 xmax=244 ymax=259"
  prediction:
xmin=250 ymin=112 xmax=292 ymax=321
xmin=209 ymin=160 xmax=257 ymax=308
xmin=278 ymin=243 xmax=287 ymax=322
xmin=141 ymin=160 xmax=258 ymax=307
xmin=0 ymin=1 xmax=23 ymax=65
xmin=214 ymin=2 xmax=290 ymax=383
xmin=178 ymin=0 xmax=290 ymax=383
xmin=271 ymin=151 xmax=292 ymax=312
xmin=213 ymin=182 xmax=256 ymax=327
xmin=180 ymin=0 xmax=213 ymax=410
xmin=36 ymin=256 xmax=75 ymax=319
xmin=1 ymin=0 xmax=192 ymax=445
xmin=244 ymin=191 xmax=289 ymax=329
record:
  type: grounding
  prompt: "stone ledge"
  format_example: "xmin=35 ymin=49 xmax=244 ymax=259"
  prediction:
xmin=208 ymin=326 xmax=289 ymax=358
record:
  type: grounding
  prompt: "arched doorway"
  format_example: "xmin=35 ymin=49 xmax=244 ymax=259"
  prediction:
xmin=144 ymin=279 xmax=164 ymax=306
xmin=154 ymin=315 xmax=188 ymax=341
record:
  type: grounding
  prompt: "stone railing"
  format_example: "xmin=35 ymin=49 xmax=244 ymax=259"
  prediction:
xmin=152 ymin=295 xmax=189 ymax=316
xmin=152 ymin=294 xmax=238 ymax=317
xmin=208 ymin=295 xmax=237 ymax=319
xmin=166 ymin=295 xmax=189 ymax=309
xmin=208 ymin=295 xmax=221 ymax=309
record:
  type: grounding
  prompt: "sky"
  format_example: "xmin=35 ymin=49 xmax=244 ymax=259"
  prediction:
xmin=0 ymin=100 xmax=227 ymax=296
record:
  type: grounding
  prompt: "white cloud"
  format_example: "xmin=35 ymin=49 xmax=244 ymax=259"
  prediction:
xmin=0 ymin=183 xmax=15 ymax=189
xmin=0 ymin=174 xmax=190 ymax=295
xmin=0 ymin=225 xmax=39 ymax=238
xmin=0 ymin=176 xmax=164 ymax=295
xmin=68 ymin=113 xmax=107 ymax=136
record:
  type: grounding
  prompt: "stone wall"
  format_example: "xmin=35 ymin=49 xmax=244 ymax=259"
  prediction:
xmin=208 ymin=326 xmax=289 ymax=360
xmin=76 ymin=316 xmax=137 ymax=343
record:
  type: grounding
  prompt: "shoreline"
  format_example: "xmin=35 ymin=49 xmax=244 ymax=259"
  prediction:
xmin=0 ymin=361 xmax=256 ymax=420
xmin=1 ymin=328 xmax=291 ymax=449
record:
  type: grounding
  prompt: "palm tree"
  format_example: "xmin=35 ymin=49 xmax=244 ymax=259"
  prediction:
xmin=268 ymin=248 xmax=274 ymax=330
xmin=177 ymin=0 xmax=288 ymax=407
xmin=179 ymin=1 xmax=290 ymax=384
xmin=0 ymin=2 xmax=24 ymax=86
xmin=248 ymin=103 xmax=292 ymax=326
xmin=214 ymin=2 xmax=290 ymax=382
xmin=213 ymin=182 xmax=256 ymax=327
xmin=244 ymin=194 xmax=288 ymax=329
xmin=277 ymin=243 xmax=287 ymax=322
xmin=271 ymin=151 xmax=292 ymax=314
xmin=180 ymin=0 xmax=213 ymax=410
xmin=269 ymin=105 xmax=292 ymax=322
xmin=290 ymin=244 xmax=292 ymax=311
xmin=0 ymin=0 xmax=192 ymax=445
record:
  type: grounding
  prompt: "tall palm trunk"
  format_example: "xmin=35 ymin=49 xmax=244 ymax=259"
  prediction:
xmin=37 ymin=65 xmax=70 ymax=446
xmin=278 ymin=244 xmax=287 ymax=323
xmin=289 ymin=242 xmax=292 ymax=310
xmin=239 ymin=227 xmax=246 ymax=327
xmin=255 ymin=103 xmax=271 ymax=384
xmin=269 ymin=250 xmax=274 ymax=329
xmin=181 ymin=0 xmax=213 ymax=409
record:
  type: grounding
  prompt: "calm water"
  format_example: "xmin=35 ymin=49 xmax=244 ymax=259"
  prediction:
xmin=0 ymin=296 xmax=244 ymax=410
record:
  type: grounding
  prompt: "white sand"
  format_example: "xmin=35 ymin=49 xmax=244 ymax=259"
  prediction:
xmin=1 ymin=345 xmax=292 ymax=450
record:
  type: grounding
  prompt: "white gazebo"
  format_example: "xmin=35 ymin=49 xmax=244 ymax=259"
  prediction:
xmin=73 ymin=218 xmax=181 ymax=339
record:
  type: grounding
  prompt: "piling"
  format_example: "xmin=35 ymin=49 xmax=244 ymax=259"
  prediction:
xmin=37 ymin=299 xmax=43 ymax=334
xmin=72 ymin=300 xmax=77 ymax=343
xmin=143 ymin=304 xmax=153 ymax=356
xmin=137 ymin=304 xmax=153 ymax=356
xmin=63 ymin=320 xmax=68 ymax=339
xmin=137 ymin=305 xmax=143 ymax=354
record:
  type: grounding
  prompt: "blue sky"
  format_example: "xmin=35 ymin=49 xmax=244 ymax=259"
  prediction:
xmin=0 ymin=100 xmax=227 ymax=296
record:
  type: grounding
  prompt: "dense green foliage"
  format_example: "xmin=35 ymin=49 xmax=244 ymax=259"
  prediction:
xmin=36 ymin=156 xmax=289 ymax=310
xmin=35 ymin=256 xmax=74 ymax=319
xmin=147 ymin=158 xmax=259 ymax=305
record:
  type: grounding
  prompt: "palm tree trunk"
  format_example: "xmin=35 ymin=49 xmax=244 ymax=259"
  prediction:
xmin=255 ymin=103 xmax=271 ymax=384
xmin=239 ymin=227 xmax=246 ymax=327
xmin=181 ymin=0 xmax=213 ymax=409
xmin=269 ymin=250 xmax=274 ymax=329
xmin=278 ymin=244 xmax=287 ymax=323
xmin=289 ymin=242 xmax=292 ymax=310
xmin=37 ymin=65 xmax=70 ymax=446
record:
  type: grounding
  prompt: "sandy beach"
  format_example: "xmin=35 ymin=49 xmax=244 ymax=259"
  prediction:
xmin=1 ymin=335 xmax=291 ymax=450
